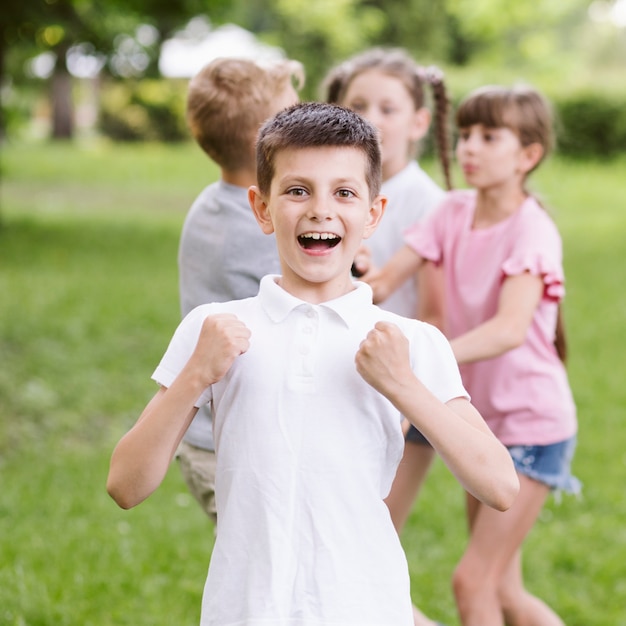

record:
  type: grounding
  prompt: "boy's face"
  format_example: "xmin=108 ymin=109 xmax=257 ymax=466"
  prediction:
xmin=250 ymin=146 xmax=385 ymax=303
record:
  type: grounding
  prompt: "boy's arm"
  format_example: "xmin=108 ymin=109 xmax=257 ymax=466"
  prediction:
xmin=107 ymin=314 xmax=250 ymax=509
xmin=359 ymin=245 xmax=423 ymax=305
xmin=355 ymin=322 xmax=519 ymax=512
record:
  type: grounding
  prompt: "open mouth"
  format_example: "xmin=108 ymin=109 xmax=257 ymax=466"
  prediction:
xmin=298 ymin=232 xmax=341 ymax=250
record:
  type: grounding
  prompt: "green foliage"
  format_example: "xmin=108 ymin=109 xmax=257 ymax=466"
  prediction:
xmin=445 ymin=0 xmax=590 ymax=64
xmin=1 ymin=141 xmax=626 ymax=624
xmin=555 ymin=91 xmax=626 ymax=158
xmin=268 ymin=0 xmax=387 ymax=100
xmin=98 ymin=78 xmax=189 ymax=142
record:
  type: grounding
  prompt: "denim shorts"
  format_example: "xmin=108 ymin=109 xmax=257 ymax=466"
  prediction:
xmin=508 ymin=436 xmax=581 ymax=495
xmin=405 ymin=424 xmax=432 ymax=447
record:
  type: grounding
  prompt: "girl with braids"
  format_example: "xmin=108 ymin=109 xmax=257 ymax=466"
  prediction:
xmin=321 ymin=47 xmax=453 ymax=626
xmin=363 ymin=85 xmax=580 ymax=625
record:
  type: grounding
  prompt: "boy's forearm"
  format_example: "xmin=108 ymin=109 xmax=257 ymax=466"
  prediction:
xmin=107 ymin=370 xmax=205 ymax=509
xmin=386 ymin=380 xmax=519 ymax=511
xmin=107 ymin=313 xmax=250 ymax=509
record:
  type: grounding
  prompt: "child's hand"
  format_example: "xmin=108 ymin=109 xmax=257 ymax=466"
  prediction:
xmin=351 ymin=245 xmax=389 ymax=304
xmin=187 ymin=314 xmax=251 ymax=385
xmin=355 ymin=322 xmax=414 ymax=397
xmin=351 ymin=244 xmax=373 ymax=278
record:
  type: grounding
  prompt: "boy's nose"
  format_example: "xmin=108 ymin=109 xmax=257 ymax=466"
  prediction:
xmin=308 ymin=198 xmax=333 ymax=221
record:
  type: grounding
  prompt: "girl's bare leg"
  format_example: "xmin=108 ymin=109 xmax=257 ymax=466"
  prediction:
xmin=499 ymin=550 xmax=565 ymax=626
xmin=452 ymin=474 xmax=563 ymax=626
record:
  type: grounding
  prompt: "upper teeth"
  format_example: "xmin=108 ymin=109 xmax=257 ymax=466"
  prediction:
xmin=300 ymin=232 xmax=338 ymax=240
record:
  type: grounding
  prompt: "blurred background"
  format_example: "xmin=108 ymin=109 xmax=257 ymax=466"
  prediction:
xmin=1 ymin=2 xmax=625 ymax=625
xmin=2 ymin=0 xmax=626 ymax=156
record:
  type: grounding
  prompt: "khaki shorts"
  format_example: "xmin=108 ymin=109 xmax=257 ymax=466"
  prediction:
xmin=176 ymin=441 xmax=218 ymax=523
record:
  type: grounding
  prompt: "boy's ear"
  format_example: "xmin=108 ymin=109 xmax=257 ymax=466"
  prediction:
xmin=520 ymin=142 xmax=544 ymax=174
xmin=249 ymin=186 xmax=275 ymax=234
xmin=362 ymin=195 xmax=387 ymax=240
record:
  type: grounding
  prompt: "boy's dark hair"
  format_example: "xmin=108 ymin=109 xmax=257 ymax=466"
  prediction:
xmin=256 ymin=102 xmax=382 ymax=199
xmin=187 ymin=57 xmax=304 ymax=172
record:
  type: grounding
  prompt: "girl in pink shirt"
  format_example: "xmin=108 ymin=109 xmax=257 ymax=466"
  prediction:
xmin=363 ymin=85 xmax=579 ymax=626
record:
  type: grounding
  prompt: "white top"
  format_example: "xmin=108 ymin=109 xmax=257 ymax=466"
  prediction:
xmin=368 ymin=160 xmax=444 ymax=318
xmin=153 ymin=276 xmax=467 ymax=626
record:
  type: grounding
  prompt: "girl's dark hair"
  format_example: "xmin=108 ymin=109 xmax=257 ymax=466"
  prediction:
xmin=321 ymin=47 xmax=453 ymax=190
xmin=458 ymin=84 xmax=567 ymax=363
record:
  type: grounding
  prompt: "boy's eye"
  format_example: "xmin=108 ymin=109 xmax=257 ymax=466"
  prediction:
xmin=458 ymin=129 xmax=470 ymax=141
xmin=287 ymin=187 xmax=307 ymax=197
xmin=337 ymin=189 xmax=355 ymax=198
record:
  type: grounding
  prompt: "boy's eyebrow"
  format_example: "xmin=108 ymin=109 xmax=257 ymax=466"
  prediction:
xmin=277 ymin=174 xmax=367 ymax=188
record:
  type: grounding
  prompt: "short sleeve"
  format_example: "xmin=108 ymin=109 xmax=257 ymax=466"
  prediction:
xmin=403 ymin=206 xmax=444 ymax=264
xmin=501 ymin=205 xmax=565 ymax=302
xmin=409 ymin=321 xmax=469 ymax=404
xmin=151 ymin=305 xmax=215 ymax=407
xmin=403 ymin=191 xmax=469 ymax=264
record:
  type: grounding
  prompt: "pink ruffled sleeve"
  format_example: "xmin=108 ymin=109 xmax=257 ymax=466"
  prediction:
xmin=501 ymin=204 xmax=565 ymax=302
xmin=502 ymin=254 xmax=565 ymax=301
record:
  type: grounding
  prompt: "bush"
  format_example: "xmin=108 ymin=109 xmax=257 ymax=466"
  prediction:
xmin=99 ymin=78 xmax=189 ymax=142
xmin=554 ymin=92 xmax=626 ymax=159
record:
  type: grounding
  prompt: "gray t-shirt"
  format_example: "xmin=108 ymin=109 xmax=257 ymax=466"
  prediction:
xmin=178 ymin=180 xmax=280 ymax=449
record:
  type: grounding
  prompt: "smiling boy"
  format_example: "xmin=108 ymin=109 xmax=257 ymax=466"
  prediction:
xmin=107 ymin=102 xmax=518 ymax=626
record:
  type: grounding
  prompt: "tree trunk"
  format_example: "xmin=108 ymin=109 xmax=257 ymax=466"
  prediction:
xmin=0 ymin=37 xmax=6 ymax=143
xmin=51 ymin=43 xmax=74 ymax=139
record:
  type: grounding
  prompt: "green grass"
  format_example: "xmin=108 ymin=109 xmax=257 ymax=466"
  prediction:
xmin=1 ymin=140 xmax=625 ymax=625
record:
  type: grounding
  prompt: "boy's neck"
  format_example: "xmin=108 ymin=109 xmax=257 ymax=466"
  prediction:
xmin=277 ymin=272 xmax=357 ymax=305
xmin=221 ymin=168 xmax=257 ymax=188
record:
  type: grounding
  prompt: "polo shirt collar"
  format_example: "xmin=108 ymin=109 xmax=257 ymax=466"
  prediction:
xmin=259 ymin=275 xmax=373 ymax=328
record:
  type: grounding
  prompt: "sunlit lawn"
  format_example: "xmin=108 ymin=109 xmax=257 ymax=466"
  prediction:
xmin=1 ymin=140 xmax=625 ymax=625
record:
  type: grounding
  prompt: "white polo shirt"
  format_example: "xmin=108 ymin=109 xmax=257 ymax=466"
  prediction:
xmin=153 ymin=275 xmax=467 ymax=626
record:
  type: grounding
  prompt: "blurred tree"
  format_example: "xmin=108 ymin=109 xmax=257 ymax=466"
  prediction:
xmin=363 ymin=0 xmax=456 ymax=62
xmin=3 ymin=0 xmax=621 ymax=142
xmin=1 ymin=0 xmax=216 ymax=140
xmin=205 ymin=0 xmax=387 ymax=100
xmin=445 ymin=0 xmax=591 ymax=68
